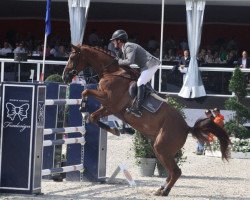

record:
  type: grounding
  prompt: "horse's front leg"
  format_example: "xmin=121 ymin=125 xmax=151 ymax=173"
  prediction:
xmin=88 ymin=106 xmax=120 ymax=136
xmin=89 ymin=106 xmax=109 ymax=123
xmin=82 ymin=89 xmax=107 ymax=102
xmin=79 ymin=89 xmax=108 ymax=112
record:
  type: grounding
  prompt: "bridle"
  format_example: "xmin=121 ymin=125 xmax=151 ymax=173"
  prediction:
xmin=66 ymin=46 xmax=137 ymax=82
xmin=70 ymin=51 xmax=81 ymax=76
xmin=68 ymin=51 xmax=81 ymax=77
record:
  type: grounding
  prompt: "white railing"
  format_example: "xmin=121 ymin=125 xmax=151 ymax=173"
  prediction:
xmin=1 ymin=58 xmax=249 ymax=97
xmin=158 ymin=65 xmax=250 ymax=97
xmin=0 ymin=58 xmax=67 ymax=82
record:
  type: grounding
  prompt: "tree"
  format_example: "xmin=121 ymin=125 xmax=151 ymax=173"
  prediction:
xmin=224 ymin=67 xmax=250 ymax=139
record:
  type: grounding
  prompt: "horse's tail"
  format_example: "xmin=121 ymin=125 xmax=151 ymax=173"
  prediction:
xmin=189 ymin=118 xmax=231 ymax=161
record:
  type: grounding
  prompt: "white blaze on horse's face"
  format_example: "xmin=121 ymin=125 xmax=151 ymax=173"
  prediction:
xmin=67 ymin=52 xmax=75 ymax=70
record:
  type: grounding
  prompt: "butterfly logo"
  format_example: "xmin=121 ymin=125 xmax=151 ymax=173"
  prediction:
xmin=6 ymin=102 xmax=30 ymax=121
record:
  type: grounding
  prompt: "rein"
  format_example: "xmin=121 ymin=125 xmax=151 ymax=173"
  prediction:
xmin=102 ymin=58 xmax=138 ymax=81
xmin=106 ymin=73 xmax=137 ymax=81
xmin=69 ymin=46 xmax=138 ymax=81
xmin=102 ymin=58 xmax=117 ymax=70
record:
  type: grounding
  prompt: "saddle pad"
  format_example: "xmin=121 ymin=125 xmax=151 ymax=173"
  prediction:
xmin=142 ymin=94 xmax=163 ymax=113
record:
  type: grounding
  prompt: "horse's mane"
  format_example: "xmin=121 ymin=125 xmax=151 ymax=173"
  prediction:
xmin=88 ymin=45 xmax=115 ymax=58
xmin=84 ymin=45 xmax=140 ymax=79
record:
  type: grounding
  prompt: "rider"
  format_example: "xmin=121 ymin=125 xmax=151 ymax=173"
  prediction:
xmin=110 ymin=30 xmax=161 ymax=117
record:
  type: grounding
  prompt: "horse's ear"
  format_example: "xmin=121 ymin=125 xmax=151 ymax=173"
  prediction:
xmin=71 ymin=44 xmax=81 ymax=52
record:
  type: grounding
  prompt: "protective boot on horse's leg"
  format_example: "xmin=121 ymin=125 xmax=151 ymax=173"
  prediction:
xmin=127 ymin=84 xmax=145 ymax=117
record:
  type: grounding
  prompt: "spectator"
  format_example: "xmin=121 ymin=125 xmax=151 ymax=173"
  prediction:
xmin=54 ymin=45 xmax=68 ymax=58
xmin=147 ymin=35 xmax=159 ymax=53
xmin=198 ymin=48 xmax=206 ymax=64
xmin=196 ymin=109 xmax=215 ymax=155
xmin=32 ymin=45 xmax=42 ymax=57
xmin=178 ymin=50 xmax=190 ymax=82
xmin=164 ymin=49 xmax=176 ymax=61
xmin=153 ymin=48 xmax=160 ymax=59
xmin=179 ymin=38 xmax=189 ymax=51
xmin=88 ymin=29 xmax=100 ymax=46
xmin=238 ymin=50 xmax=250 ymax=68
xmin=204 ymin=49 xmax=214 ymax=63
xmin=213 ymin=51 xmax=222 ymax=63
xmin=0 ymin=41 xmax=12 ymax=55
xmin=219 ymin=46 xmax=227 ymax=63
xmin=213 ymin=108 xmax=224 ymax=128
xmin=13 ymin=42 xmax=26 ymax=53
xmin=50 ymin=41 xmax=60 ymax=57
xmin=226 ymin=50 xmax=237 ymax=65
xmin=41 ymin=45 xmax=51 ymax=57
xmin=164 ymin=36 xmax=176 ymax=53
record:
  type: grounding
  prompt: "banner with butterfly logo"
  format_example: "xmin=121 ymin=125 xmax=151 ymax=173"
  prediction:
xmin=0 ymin=83 xmax=46 ymax=192
xmin=2 ymin=85 xmax=33 ymax=134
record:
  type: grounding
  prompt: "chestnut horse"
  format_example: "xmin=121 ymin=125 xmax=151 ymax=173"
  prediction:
xmin=62 ymin=44 xmax=231 ymax=196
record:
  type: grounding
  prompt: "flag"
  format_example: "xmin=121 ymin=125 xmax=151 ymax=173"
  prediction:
xmin=45 ymin=0 xmax=51 ymax=36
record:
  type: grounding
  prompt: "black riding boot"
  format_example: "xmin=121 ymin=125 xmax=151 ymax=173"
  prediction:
xmin=127 ymin=84 xmax=145 ymax=117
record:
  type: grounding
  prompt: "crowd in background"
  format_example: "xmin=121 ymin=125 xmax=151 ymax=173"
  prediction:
xmin=0 ymin=29 xmax=248 ymax=68
xmin=146 ymin=35 xmax=248 ymax=67
xmin=0 ymin=39 xmax=70 ymax=59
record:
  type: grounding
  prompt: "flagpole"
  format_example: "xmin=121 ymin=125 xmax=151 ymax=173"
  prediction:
xmin=40 ymin=0 xmax=51 ymax=82
xmin=40 ymin=34 xmax=47 ymax=82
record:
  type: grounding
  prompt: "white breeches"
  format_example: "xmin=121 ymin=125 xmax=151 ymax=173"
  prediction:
xmin=137 ymin=64 xmax=159 ymax=86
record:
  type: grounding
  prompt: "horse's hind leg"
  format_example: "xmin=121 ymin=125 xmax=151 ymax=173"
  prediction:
xmin=154 ymin=155 xmax=180 ymax=196
xmin=153 ymin=129 xmax=185 ymax=196
xmin=161 ymin=157 xmax=182 ymax=196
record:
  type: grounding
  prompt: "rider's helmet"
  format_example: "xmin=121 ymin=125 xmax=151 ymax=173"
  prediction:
xmin=110 ymin=30 xmax=128 ymax=42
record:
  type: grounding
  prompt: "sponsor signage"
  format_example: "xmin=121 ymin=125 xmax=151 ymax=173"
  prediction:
xmin=1 ymin=84 xmax=34 ymax=189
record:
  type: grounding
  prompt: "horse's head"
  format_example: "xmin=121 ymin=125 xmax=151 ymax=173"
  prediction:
xmin=62 ymin=44 xmax=87 ymax=84
xmin=63 ymin=44 xmax=120 ymax=84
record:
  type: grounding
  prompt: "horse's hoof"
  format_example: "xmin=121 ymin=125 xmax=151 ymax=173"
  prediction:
xmin=154 ymin=186 xmax=164 ymax=196
xmin=161 ymin=187 xmax=171 ymax=196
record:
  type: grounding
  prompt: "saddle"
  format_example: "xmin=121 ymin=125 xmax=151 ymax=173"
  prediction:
xmin=128 ymin=82 xmax=163 ymax=113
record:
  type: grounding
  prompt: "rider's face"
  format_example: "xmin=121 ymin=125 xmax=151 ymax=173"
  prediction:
xmin=112 ymin=40 xmax=118 ymax=48
xmin=112 ymin=39 xmax=123 ymax=49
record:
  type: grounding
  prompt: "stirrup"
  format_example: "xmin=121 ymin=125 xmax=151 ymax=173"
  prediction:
xmin=126 ymin=107 xmax=142 ymax=117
